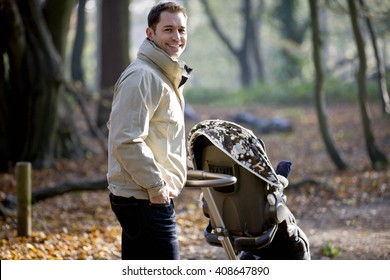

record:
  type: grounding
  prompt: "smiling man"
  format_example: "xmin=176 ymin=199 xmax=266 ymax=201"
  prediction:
xmin=107 ymin=1 xmax=192 ymax=260
xmin=146 ymin=4 xmax=187 ymax=59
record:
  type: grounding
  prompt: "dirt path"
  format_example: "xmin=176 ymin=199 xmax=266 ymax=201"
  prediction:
xmin=176 ymin=187 xmax=389 ymax=260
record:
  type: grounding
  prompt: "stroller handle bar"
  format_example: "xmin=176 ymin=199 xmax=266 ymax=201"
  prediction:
xmin=186 ymin=170 xmax=237 ymax=188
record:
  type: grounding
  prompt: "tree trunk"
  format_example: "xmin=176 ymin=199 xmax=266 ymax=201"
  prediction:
xmin=309 ymin=0 xmax=347 ymax=171
xmin=242 ymin=0 xmax=264 ymax=85
xmin=44 ymin=0 xmax=86 ymax=161
xmin=96 ymin=0 xmax=130 ymax=130
xmin=347 ymin=0 xmax=387 ymax=169
xmin=275 ymin=0 xmax=309 ymax=80
xmin=43 ymin=0 xmax=74 ymax=59
xmin=0 ymin=0 xmax=83 ymax=171
xmin=71 ymin=0 xmax=87 ymax=84
xmin=0 ymin=0 xmax=61 ymax=169
xmin=0 ymin=178 xmax=108 ymax=217
xmin=359 ymin=0 xmax=390 ymax=115
xmin=200 ymin=0 xmax=264 ymax=87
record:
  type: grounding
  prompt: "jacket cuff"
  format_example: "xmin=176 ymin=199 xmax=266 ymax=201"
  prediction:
xmin=147 ymin=179 xmax=166 ymax=198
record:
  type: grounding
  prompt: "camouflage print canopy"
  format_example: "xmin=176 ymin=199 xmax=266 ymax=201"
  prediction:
xmin=187 ymin=119 xmax=281 ymax=187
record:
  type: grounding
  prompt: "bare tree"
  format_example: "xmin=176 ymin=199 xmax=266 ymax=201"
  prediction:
xmin=308 ymin=0 xmax=348 ymax=170
xmin=275 ymin=0 xmax=310 ymax=80
xmin=0 ymin=0 xmax=82 ymax=171
xmin=96 ymin=0 xmax=131 ymax=131
xmin=71 ymin=0 xmax=87 ymax=84
xmin=359 ymin=0 xmax=390 ymax=115
xmin=199 ymin=0 xmax=264 ymax=87
xmin=347 ymin=0 xmax=387 ymax=169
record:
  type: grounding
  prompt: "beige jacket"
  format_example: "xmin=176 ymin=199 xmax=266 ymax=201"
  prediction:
xmin=107 ymin=39 xmax=191 ymax=200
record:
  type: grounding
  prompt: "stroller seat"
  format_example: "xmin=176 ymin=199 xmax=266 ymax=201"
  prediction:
xmin=186 ymin=120 xmax=292 ymax=259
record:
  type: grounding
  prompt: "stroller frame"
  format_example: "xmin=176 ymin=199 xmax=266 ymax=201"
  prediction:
xmin=187 ymin=170 xmax=239 ymax=259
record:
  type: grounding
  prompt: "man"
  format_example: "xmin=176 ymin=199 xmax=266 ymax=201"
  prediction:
xmin=107 ymin=1 xmax=192 ymax=260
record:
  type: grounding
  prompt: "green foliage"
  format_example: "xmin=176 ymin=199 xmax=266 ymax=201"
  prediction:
xmin=321 ymin=242 xmax=340 ymax=258
xmin=185 ymin=81 xmax=312 ymax=106
xmin=186 ymin=77 xmax=383 ymax=107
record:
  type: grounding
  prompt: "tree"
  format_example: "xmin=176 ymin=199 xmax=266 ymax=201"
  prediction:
xmin=347 ymin=0 xmax=387 ymax=169
xmin=308 ymin=0 xmax=347 ymax=170
xmin=324 ymin=0 xmax=390 ymax=115
xmin=0 ymin=0 xmax=82 ymax=171
xmin=199 ymin=0 xmax=265 ymax=87
xmin=96 ymin=0 xmax=131 ymax=131
xmin=275 ymin=0 xmax=310 ymax=80
xmin=359 ymin=0 xmax=390 ymax=115
xmin=71 ymin=0 xmax=87 ymax=84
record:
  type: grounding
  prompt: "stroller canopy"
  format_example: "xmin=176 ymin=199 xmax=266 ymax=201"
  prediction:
xmin=188 ymin=120 xmax=281 ymax=188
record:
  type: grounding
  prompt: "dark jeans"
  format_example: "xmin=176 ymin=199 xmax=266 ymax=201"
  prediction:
xmin=109 ymin=193 xmax=180 ymax=260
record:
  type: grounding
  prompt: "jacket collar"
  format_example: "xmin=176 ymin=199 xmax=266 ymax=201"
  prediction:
xmin=137 ymin=39 xmax=192 ymax=90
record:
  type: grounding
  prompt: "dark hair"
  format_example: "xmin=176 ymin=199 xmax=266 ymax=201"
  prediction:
xmin=148 ymin=1 xmax=187 ymax=31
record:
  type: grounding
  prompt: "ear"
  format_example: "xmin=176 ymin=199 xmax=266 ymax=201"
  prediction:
xmin=146 ymin=27 xmax=154 ymax=40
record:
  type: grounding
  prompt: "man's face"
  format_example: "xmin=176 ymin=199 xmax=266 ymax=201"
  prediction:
xmin=146 ymin=11 xmax=187 ymax=59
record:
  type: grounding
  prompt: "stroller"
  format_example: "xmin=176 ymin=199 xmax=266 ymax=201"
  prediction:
xmin=186 ymin=120 xmax=310 ymax=260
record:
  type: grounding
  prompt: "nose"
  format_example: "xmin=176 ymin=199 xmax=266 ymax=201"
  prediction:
xmin=172 ymin=29 xmax=180 ymax=41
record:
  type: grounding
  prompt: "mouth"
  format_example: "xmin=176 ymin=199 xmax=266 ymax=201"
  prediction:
xmin=163 ymin=41 xmax=185 ymax=58
xmin=167 ymin=43 xmax=182 ymax=50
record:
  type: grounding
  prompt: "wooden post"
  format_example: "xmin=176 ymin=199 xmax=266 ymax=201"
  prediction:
xmin=16 ymin=162 xmax=32 ymax=237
